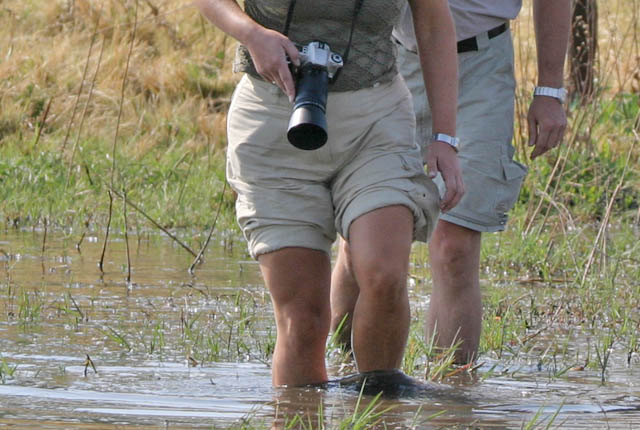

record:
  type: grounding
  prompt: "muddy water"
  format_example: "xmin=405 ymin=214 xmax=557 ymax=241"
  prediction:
xmin=0 ymin=229 xmax=639 ymax=429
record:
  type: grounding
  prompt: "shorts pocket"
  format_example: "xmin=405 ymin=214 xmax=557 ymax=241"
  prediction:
xmin=494 ymin=157 xmax=528 ymax=215
xmin=439 ymin=154 xmax=527 ymax=229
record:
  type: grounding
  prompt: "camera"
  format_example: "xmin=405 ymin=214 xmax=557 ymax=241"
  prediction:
xmin=287 ymin=41 xmax=343 ymax=150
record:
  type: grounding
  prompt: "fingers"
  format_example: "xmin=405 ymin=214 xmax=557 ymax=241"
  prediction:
xmin=278 ymin=67 xmax=295 ymax=103
xmin=528 ymin=97 xmax=568 ymax=159
xmin=530 ymin=118 xmax=565 ymax=159
xmin=530 ymin=122 xmax=551 ymax=159
xmin=283 ymin=40 xmax=300 ymax=67
xmin=440 ymin=166 xmax=464 ymax=212
xmin=279 ymin=40 xmax=300 ymax=102
xmin=246 ymin=28 xmax=297 ymax=101
xmin=426 ymin=142 xmax=464 ymax=212
xmin=425 ymin=153 xmax=438 ymax=179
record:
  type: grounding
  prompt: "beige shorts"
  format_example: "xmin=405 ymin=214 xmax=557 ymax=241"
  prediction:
xmin=226 ymin=74 xmax=440 ymax=259
xmin=398 ymin=29 xmax=528 ymax=232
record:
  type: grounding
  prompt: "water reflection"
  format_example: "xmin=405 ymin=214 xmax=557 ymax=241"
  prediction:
xmin=1 ymin=229 xmax=639 ymax=429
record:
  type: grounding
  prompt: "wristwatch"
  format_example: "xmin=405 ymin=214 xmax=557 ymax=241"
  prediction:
xmin=534 ymin=86 xmax=567 ymax=104
xmin=432 ymin=133 xmax=459 ymax=152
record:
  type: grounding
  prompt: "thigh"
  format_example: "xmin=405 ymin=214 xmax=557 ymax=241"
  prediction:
xmin=348 ymin=205 xmax=414 ymax=277
xmin=259 ymin=247 xmax=331 ymax=313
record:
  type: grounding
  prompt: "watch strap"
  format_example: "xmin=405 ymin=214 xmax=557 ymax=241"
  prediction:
xmin=432 ymin=133 xmax=459 ymax=152
xmin=534 ymin=86 xmax=567 ymax=103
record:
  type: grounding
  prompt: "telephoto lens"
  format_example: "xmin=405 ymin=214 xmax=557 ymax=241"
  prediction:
xmin=287 ymin=65 xmax=329 ymax=150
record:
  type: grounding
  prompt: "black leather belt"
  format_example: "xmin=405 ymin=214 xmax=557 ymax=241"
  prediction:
xmin=457 ymin=23 xmax=509 ymax=53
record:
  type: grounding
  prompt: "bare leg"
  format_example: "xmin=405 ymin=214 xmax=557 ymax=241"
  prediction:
xmin=259 ymin=247 xmax=331 ymax=386
xmin=427 ymin=220 xmax=482 ymax=364
xmin=349 ymin=205 xmax=414 ymax=372
xmin=330 ymin=238 xmax=359 ymax=348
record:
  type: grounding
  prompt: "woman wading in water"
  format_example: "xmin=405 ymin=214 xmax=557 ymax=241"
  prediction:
xmin=194 ymin=0 xmax=462 ymax=387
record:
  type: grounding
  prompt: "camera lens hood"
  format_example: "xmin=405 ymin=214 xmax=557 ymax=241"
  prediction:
xmin=287 ymin=104 xmax=328 ymax=150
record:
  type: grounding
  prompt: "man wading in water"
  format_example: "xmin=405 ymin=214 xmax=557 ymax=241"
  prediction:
xmin=331 ymin=0 xmax=571 ymax=365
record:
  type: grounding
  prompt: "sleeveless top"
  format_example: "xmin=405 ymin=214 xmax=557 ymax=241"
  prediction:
xmin=233 ymin=0 xmax=406 ymax=92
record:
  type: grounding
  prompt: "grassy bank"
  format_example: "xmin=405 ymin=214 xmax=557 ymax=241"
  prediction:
xmin=1 ymin=0 xmax=237 ymax=232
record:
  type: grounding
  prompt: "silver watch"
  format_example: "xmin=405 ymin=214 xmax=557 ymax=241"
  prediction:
xmin=533 ymin=86 xmax=567 ymax=104
xmin=432 ymin=133 xmax=459 ymax=152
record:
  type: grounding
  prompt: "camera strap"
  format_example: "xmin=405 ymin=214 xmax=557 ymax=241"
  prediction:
xmin=283 ymin=0 xmax=365 ymax=70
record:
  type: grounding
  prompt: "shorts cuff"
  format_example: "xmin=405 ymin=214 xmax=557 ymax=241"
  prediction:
xmin=340 ymin=189 xmax=428 ymax=241
xmin=248 ymin=225 xmax=333 ymax=260
xmin=439 ymin=212 xmax=508 ymax=233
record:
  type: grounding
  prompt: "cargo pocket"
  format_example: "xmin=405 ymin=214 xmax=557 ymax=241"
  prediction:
xmin=495 ymin=157 xmax=528 ymax=216
xmin=435 ymin=154 xmax=527 ymax=230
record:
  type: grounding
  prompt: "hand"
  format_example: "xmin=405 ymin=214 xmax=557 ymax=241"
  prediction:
xmin=424 ymin=141 xmax=464 ymax=212
xmin=244 ymin=27 xmax=300 ymax=102
xmin=527 ymin=96 xmax=567 ymax=159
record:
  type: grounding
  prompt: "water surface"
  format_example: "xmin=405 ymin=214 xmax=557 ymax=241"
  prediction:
xmin=1 ymin=229 xmax=639 ymax=429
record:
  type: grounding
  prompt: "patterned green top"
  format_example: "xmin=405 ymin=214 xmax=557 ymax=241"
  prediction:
xmin=233 ymin=0 xmax=407 ymax=92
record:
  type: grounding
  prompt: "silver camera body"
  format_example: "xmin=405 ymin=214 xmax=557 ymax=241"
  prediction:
xmin=297 ymin=41 xmax=343 ymax=80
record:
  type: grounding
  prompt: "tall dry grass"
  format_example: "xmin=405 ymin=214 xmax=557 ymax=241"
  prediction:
xmin=0 ymin=0 xmax=236 ymax=157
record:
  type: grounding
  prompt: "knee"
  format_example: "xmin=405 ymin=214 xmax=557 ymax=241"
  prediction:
xmin=430 ymin=224 xmax=480 ymax=268
xmin=280 ymin=302 xmax=330 ymax=346
xmin=357 ymin=264 xmax=407 ymax=303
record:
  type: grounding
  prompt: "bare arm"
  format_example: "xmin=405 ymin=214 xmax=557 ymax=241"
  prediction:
xmin=409 ymin=0 xmax=463 ymax=212
xmin=193 ymin=0 xmax=299 ymax=100
xmin=528 ymin=0 xmax=571 ymax=159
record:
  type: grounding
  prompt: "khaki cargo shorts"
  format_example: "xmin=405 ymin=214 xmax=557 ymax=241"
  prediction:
xmin=226 ymin=74 xmax=440 ymax=259
xmin=398 ymin=28 xmax=528 ymax=232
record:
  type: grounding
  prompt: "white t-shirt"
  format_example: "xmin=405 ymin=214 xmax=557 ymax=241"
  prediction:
xmin=393 ymin=0 xmax=522 ymax=51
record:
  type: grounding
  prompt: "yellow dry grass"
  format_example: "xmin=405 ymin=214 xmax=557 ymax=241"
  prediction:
xmin=0 ymin=0 xmax=237 ymax=156
xmin=0 ymin=0 xmax=638 ymax=156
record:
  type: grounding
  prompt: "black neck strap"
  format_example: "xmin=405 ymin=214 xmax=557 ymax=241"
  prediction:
xmin=283 ymin=0 xmax=364 ymax=67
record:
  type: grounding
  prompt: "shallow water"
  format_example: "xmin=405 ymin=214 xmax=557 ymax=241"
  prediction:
xmin=1 ymin=229 xmax=639 ymax=429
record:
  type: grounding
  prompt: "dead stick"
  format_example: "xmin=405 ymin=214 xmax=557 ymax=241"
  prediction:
xmin=189 ymin=181 xmax=227 ymax=273
xmin=32 ymin=97 xmax=53 ymax=149
xmin=99 ymin=190 xmax=114 ymax=273
xmin=68 ymin=292 xmax=85 ymax=321
xmin=110 ymin=188 xmax=197 ymax=258
xmin=102 ymin=1 xmax=138 ymax=271
xmin=41 ymin=217 xmax=48 ymax=255
xmin=123 ymin=187 xmax=132 ymax=283
xmin=76 ymin=231 xmax=86 ymax=253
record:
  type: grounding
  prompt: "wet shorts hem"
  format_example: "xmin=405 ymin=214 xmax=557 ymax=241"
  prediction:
xmin=340 ymin=188 xmax=433 ymax=242
xmin=439 ymin=212 xmax=508 ymax=233
xmin=248 ymin=225 xmax=333 ymax=260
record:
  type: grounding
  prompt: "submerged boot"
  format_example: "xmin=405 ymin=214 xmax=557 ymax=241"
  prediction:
xmin=334 ymin=369 xmax=438 ymax=398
